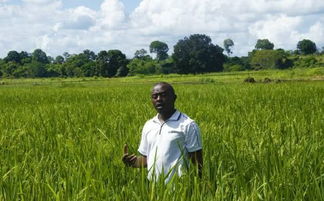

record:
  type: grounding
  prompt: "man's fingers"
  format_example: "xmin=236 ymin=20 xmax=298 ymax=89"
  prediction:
xmin=122 ymin=154 xmax=129 ymax=162
xmin=122 ymin=154 xmax=137 ymax=167
xmin=123 ymin=144 xmax=128 ymax=154
xmin=122 ymin=145 xmax=138 ymax=167
xmin=129 ymin=154 xmax=137 ymax=162
xmin=124 ymin=154 xmax=136 ymax=161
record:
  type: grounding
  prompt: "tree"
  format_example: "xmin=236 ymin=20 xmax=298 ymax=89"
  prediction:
xmin=223 ymin=39 xmax=234 ymax=56
xmin=96 ymin=50 xmax=128 ymax=77
xmin=134 ymin=49 xmax=151 ymax=60
xmin=172 ymin=34 xmax=225 ymax=74
xmin=116 ymin=65 xmax=129 ymax=77
xmin=1 ymin=61 xmax=21 ymax=77
xmin=54 ymin=55 xmax=65 ymax=64
xmin=255 ymin=39 xmax=274 ymax=50
xmin=25 ymin=61 xmax=47 ymax=77
xmin=32 ymin=49 xmax=49 ymax=64
xmin=47 ymin=56 xmax=54 ymax=64
xmin=46 ymin=63 xmax=62 ymax=77
xmin=80 ymin=61 xmax=96 ymax=77
xmin=63 ymin=52 xmax=96 ymax=77
xmin=293 ymin=55 xmax=318 ymax=68
xmin=0 ymin=59 xmax=3 ymax=77
xmin=149 ymin=41 xmax=169 ymax=61
xmin=250 ymin=49 xmax=292 ymax=70
xmin=297 ymin=39 xmax=317 ymax=55
xmin=106 ymin=50 xmax=128 ymax=77
xmin=63 ymin=52 xmax=71 ymax=60
xmin=127 ymin=58 xmax=157 ymax=75
xmin=159 ymin=58 xmax=175 ymax=74
xmin=19 ymin=51 xmax=32 ymax=64
xmin=83 ymin=49 xmax=97 ymax=60
xmin=223 ymin=56 xmax=250 ymax=72
xmin=4 ymin=50 xmax=21 ymax=63
xmin=96 ymin=50 xmax=109 ymax=76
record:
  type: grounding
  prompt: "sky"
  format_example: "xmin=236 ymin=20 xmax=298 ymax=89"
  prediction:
xmin=0 ymin=0 xmax=323 ymax=58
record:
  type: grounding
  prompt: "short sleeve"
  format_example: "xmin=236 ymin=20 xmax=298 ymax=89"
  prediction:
xmin=185 ymin=122 xmax=202 ymax=152
xmin=138 ymin=124 xmax=148 ymax=156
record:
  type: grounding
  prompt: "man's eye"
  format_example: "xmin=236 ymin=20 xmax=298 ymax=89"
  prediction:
xmin=151 ymin=92 xmax=167 ymax=99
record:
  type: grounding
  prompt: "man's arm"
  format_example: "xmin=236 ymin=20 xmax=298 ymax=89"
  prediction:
xmin=188 ymin=149 xmax=203 ymax=178
xmin=122 ymin=144 xmax=147 ymax=168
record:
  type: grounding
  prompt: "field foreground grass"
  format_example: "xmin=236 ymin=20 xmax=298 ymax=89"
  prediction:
xmin=0 ymin=69 xmax=323 ymax=200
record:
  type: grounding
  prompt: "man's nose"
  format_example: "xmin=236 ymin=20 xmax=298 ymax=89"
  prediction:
xmin=156 ymin=94 xmax=163 ymax=101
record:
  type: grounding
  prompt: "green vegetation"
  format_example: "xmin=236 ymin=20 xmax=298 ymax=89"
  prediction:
xmin=250 ymin=49 xmax=292 ymax=70
xmin=1 ymin=35 xmax=323 ymax=79
xmin=149 ymin=41 xmax=169 ymax=61
xmin=297 ymin=39 xmax=317 ymax=55
xmin=223 ymin=39 xmax=234 ymax=56
xmin=172 ymin=34 xmax=225 ymax=73
xmin=0 ymin=69 xmax=323 ymax=200
xmin=255 ymin=39 xmax=274 ymax=50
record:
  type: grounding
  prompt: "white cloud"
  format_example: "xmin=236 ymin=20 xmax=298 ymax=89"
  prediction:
xmin=307 ymin=22 xmax=324 ymax=48
xmin=37 ymin=34 xmax=50 ymax=50
xmin=129 ymin=0 xmax=324 ymax=55
xmin=249 ymin=15 xmax=302 ymax=49
xmin=98 ymin=0 xmax=126 ymax=29
xmin=0 ymin=0 xmax=324 ymax=58
xmin=59 ymin=6 xmax=96 ymax=30
xmin=130 ymin=0 xmax=231 ymax=34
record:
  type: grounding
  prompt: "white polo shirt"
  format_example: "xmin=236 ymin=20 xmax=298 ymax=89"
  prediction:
xmin=138 ymin=110 xmax=202 ymax=183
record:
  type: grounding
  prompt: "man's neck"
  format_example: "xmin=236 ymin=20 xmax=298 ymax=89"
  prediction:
xmin=158 ymin=109 xmax=176 ymax=123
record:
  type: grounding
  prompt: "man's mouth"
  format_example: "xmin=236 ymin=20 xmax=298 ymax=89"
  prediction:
xmin=155 ymin=104 xmax=163 ymax=109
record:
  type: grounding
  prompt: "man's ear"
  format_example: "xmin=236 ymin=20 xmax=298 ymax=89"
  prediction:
xmin=174 ymin=94 xmax=177 ymax=101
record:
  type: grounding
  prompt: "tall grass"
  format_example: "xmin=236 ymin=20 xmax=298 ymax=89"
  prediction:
xmin=0 ymin=79 xmax=323 ymax=200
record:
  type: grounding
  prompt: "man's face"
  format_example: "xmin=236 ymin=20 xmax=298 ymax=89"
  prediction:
xmin=151 ymin=84 xmax=176 ymax=114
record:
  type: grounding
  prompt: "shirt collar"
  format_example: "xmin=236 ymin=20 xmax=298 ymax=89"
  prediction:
xmin=153 ymin=110 xmax=181 ymax=123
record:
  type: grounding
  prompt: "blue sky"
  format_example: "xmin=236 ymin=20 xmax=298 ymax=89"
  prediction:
xmin=0 ymin=0 xmax=323 ymax=58
xmin=63 ymin=0 xmax=141 ymax=13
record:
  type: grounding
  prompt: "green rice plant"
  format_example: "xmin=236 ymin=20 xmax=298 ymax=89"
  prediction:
xmin=0 ymin=77 xmax=323 ymax=200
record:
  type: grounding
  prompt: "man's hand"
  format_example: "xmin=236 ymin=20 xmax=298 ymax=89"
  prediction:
xmin=122 ymin=144 xmax=137 ymax=167
xmin=122 ymin=144 xmax=147 ymax=168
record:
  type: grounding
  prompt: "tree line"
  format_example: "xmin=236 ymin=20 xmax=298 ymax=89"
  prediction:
xmin=0 ymin=34 xmax=323 ymax=78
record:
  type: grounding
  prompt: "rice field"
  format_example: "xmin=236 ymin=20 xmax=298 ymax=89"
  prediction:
xmin=0 ymin=71 xmax=323 ymax=200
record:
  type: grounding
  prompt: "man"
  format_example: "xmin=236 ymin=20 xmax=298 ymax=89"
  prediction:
xmin=122 ymin=82 xmax=203 ymax=183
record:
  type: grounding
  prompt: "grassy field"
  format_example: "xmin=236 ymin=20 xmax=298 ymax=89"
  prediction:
xmin=0 ymin=68 xmax=323 ymax=200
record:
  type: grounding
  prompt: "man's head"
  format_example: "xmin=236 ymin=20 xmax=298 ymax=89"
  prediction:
xmin=151 ymin=82 xmax=177 ymax=115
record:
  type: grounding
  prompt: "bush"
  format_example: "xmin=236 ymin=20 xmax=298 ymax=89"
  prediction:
xmin=223 ymin=64 xmax=245 ymax=72
xmin=293 ymin=56 xmax=319 ymax=68
xmin=244 ymin=77 xmax=256 ymax=83
xmin=250 ymin=50 xmax=292 ymax=70
xmin=127 ymin=59 xmax=159 ymax=75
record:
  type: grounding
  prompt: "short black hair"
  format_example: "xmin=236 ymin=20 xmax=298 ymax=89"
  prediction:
xmin=152 ymin=82 xmax=176 ymax=96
